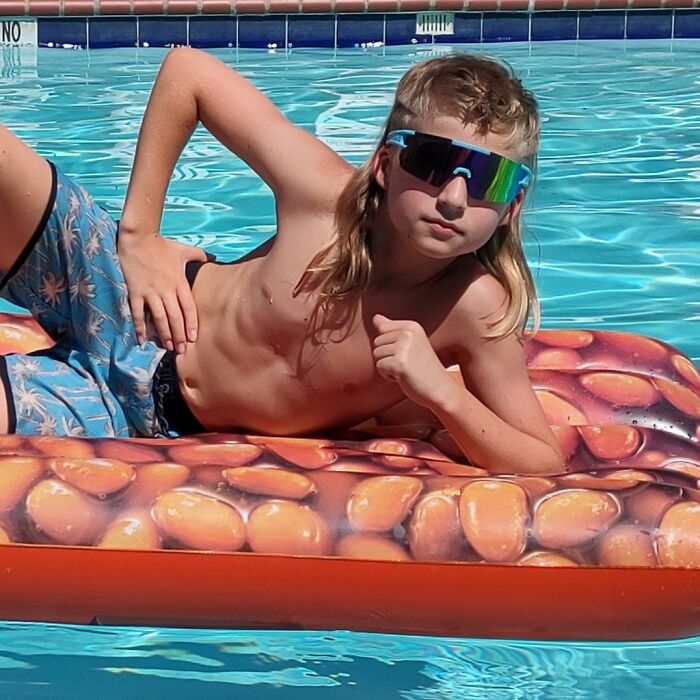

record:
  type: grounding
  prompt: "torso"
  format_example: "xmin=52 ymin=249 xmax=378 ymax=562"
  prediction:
xmin=175 ymin=207 xmax=481 ymax=436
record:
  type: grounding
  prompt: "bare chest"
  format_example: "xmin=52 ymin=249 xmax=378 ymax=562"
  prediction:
xmin=249 ymin=277 xmax=449 ymax=381
xmin=250 ymin=289 xmax=371 ymax=379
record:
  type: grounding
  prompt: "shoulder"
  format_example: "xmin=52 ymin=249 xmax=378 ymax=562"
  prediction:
xmin=435 ymin=262 xmax=528 ymax=382
xmin=442 ymin=258 xmax=510 ymax=344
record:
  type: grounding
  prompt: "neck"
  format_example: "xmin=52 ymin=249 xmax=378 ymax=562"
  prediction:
xmin=368 ymin=202 xmax=459 ymax=290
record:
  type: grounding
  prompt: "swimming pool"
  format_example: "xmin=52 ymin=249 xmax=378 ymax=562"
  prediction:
xmin=4 ymin=38 xmax=699 ymax=360
xmin=1 ymin=38 xmax=699 ymax=697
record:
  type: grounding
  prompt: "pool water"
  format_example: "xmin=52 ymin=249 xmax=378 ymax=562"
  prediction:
xmin=1 ymin=623 xmax=700 ymax=699
xmin=1 ymin=38 xmax=700 ymax=697
xmin=3 ymin=38 xmax=700 ymax=360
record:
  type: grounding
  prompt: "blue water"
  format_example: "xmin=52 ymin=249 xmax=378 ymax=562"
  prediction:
xmin=1 ymin=623 xmax=700 ymax=699
xmin=3 ymin=39 xmax=700 ymax=360
xmin=1 ymin=39 xmax=700 ymax=696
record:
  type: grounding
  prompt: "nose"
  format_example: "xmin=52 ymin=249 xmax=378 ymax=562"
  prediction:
xmin=436 ymin=173 xmax=468 ymax=218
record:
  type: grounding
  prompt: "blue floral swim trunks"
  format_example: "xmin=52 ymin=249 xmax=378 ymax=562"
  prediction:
xmin=0 ymin=161 xmax=165 ymax=438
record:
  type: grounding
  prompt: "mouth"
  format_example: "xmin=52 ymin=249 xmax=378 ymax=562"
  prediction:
xmin=425 ymin=219 xmax=461 ymax=240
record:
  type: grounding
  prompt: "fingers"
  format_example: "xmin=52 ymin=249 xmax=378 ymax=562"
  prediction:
xmin=189 ymin=246 xmax=208 ymax=263
xmin=372 ymin=321 xmax=418 ymax=366
xmin=145 ymin=288 xmax=195 ymax=353
xmin=146 ymin=295 xmax=172 ymax=351
xmin=121 ymin=235 xmax=208 ymax=351
xmin=372 ymin=342 xmax=399 ymax=361
xmin=176 ymin=239 xmax=208 ymax=263
xmin=130 ymin=296 xmax=147 ymax=346
xmin=372 ymin=329 xmax=403 ymax=383
xmin=163 ymin=292 xmax=188 ymax=353
xmin=373 ymin=314 xmax=422 ymax=334
xmin=372 ymin=313 xmax=391 ymax=332
xmin=373 ymin=330 xmax=403 ymax=347
xmin=177 ymin=285 xmax=199 ymax=343
xmin=375 ymin=357 xmax=398 ymax=383
xmin=179 ymin=245 xmax=205 ymax=342
xmin=372 ymin=318 xmax=429 ymax=387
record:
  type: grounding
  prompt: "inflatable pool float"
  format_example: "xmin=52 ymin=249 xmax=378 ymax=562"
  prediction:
xmin=0 ymin=311 xmax=699 ymax=641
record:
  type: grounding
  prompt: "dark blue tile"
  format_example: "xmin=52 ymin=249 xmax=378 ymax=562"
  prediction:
xmin=189 ymin=16 xmax=236 ymax=48
xmin=626 ymin=10 xmax=672 ymax=39
xmin=483 ymin=12 xmax=529 ymax=42
xmin=435 ymin=13 xmax=481 ymax=44
xmin=88 ymin=18 xmax=137 ymax=49
xmin=674 ymin=9 xmax=700 ymax=39
xmin=579 ymin=10 xmax=625 ymax=40
xmin=531 ymin=11 xmax=577 ymax=41
xmin=386 ymin=13 xmax=418 ymax=46
xmin=288 ymin=15 xmax=334 ymax=48
xmin=38 ymin=18 xmax=87 ymax=48
xmin=238 ymin=16 xmax=285 ymax=49
xmin=336 ymin=14 xmax=383 ymax=48
xmin=139 ymin=17 xmax=187 ymax=48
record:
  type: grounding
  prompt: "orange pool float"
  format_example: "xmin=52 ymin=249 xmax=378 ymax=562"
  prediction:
xmin=0 ymin=311 xmax=699 ymax=641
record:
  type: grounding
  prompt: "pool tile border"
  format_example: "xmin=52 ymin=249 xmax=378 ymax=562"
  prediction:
xmin=2 ymin=5 xmax=699 ymax=48
xmin=2 ymin=0 xmax=700 ymax=14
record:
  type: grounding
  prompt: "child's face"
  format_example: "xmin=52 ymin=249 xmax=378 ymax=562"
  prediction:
xmin=377 ymin=115 xmax=525 ymax=260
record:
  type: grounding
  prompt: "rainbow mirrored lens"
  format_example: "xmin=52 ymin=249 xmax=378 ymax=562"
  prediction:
xmin=387 ymin=130 xmax=531 ymax=204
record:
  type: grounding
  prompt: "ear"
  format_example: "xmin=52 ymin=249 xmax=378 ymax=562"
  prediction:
xmin=372 ymin=146 xmax=392 ymax=190
xmin=499 ymin=189 xmax=525 ymax=227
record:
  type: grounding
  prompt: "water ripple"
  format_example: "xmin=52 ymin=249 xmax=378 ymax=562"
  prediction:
xmin=3 ymin=40 xmax=698 ymax=359
xmin=1 ymin=40 xmax=700 ymax=695
xmin=1 ymin=623 xmax=700 ymax=698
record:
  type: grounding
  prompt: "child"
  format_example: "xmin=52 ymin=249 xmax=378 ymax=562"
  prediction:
xmin=0 ymin=49 xmax=563 ymax=475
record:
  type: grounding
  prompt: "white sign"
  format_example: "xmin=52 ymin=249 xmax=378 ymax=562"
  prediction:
xmin=416 ymin=13 xmax=455 ymax=37
xmin=1 ymin=19 xmax=37 ymax=47
xmin=1 ymin=21 xmax=37 ymax=74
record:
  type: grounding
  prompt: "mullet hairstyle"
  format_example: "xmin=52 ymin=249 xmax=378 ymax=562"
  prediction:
xmin=295 ymin=53 xmax=542 ymax=340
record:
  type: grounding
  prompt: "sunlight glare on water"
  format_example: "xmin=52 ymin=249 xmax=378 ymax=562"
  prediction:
xmin=2 ymin=39 xmax=700 ymax=359
xmin=1 ymin=38 xmax=700 ymax=698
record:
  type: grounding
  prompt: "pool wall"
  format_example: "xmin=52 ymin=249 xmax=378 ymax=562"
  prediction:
xmin=0 ymin=2 xmax=698 ymax=48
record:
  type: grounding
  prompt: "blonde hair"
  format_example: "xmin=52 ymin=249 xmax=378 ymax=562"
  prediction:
xmin=297 ymin=53 xmax=541 ymax=340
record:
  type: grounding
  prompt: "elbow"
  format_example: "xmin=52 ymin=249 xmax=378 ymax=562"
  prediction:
xmin=518 ymin=442 xmax=567 ymax=477
xmin=160 ymin=46 xmax=208 ymax=85
xmin=511 ymin=431 xmax=567 ymax=477
xmin=163 ymin=45 xmax=201 ymax=68
xmin=158 ymin=47 xmax=206 ymax=123
xmin=541 ymin=438 xmax=568 ymax=476
xmin=524 ymin=454 xmax=568 ymax=477
xmin=157 ymin=47 xmax=196 ymax=91
xmin=479 ymin=443 xmax=567 ymax=477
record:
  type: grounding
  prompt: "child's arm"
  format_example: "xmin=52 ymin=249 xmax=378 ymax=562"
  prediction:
xmin=119 ymin=47 xmax=349 ymax=350
xmin=372 ymin=305 xmax=564 ymax=476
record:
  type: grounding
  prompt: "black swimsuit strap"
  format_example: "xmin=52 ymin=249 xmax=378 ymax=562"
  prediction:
xmin=185 ymin=259 xmax=207 ymax=288
xmin=152 ymin=256 xmax=215 ymax=436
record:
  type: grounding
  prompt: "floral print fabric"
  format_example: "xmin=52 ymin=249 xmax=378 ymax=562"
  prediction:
xmin=0 ymin=162 xmax=164 ymax=437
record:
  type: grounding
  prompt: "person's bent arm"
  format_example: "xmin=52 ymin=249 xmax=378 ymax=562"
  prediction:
xmin=435 ymin=346 xmax=564 ymax=475
xmin=119 ymin=47 xmax=348 ymax=350
xmin=371 ymin=264 xmax=566 ymax=478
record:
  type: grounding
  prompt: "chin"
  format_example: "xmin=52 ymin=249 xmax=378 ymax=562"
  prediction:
xmin=413 ymin=239 xmax=463 ymax=260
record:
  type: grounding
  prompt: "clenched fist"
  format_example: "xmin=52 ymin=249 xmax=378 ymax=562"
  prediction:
xmin=372 ymin=314 xmax=455 ymax=408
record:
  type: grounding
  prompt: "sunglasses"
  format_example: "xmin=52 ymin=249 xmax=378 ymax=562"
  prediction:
xmin=386 ymin=129 xmax=532 ymax=204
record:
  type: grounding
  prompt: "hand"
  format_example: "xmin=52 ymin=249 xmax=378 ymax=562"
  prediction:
xmin=372 ymin=314 xmax=453 ymax=407
xmin=118 ymin=231 xmax=208 ymax=352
